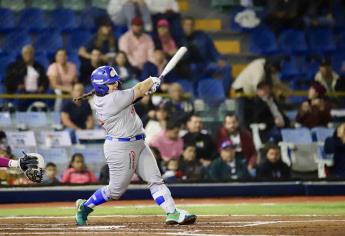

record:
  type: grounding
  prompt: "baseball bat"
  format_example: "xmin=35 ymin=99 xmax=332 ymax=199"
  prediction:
xmin=159 ymin=46 xmax=188 ymax=81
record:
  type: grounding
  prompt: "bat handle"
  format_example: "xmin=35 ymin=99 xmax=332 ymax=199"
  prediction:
xmin=158 ymin=75 xmax=164 ymax=82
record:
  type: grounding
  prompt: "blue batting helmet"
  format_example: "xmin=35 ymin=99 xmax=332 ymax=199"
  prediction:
xmin=91 ymin=66 xmax=120 ymax=96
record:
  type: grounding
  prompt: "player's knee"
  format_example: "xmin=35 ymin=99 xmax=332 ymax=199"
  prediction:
xmin=107 ymin=185 xmax=125 ymax=200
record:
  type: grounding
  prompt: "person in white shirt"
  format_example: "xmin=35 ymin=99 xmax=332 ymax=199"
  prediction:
xmin=314 ymin=59 xmax=339 ymax=92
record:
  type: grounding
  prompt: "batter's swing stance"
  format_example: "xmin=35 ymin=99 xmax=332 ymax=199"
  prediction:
xmin=73 ymin=64 xmax=196 ymax=225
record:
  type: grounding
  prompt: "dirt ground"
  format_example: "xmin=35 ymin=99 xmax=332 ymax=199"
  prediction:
xmin=1 ymin=196 xmax=345 ymax=235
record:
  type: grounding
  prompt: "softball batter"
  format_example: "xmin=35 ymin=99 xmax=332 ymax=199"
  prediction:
xmin=74 ymin=66 xmax=196 ymax=225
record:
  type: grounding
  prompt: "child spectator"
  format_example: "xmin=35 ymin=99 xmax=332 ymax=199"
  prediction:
xmin=47 ymin=48 xmax=78 ymax=94
xmin=61 ymin=153 xmax=97 ymax=184
xmin=179 ymin=144 xmax=205 ymax=181
xmin=113 ymin=51 xmax=139 ymax=88
xmin=208 ymin=140 xmax=250 ymax=181
xmin=296 ymin=81 xmax=331 ymax=128
xmin=150 ymin=119 xmax=183 ymax=162
xmin=256 ymin=143 xmax=290 ymax=180
xmin=162 ymin=159 xmax=183 ymax=183
xmin=42 ymin=162 xmax=60 ymax=185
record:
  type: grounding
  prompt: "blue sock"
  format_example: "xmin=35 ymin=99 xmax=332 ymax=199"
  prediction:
xmin=83 ymin=187 xmax=110 ymax=208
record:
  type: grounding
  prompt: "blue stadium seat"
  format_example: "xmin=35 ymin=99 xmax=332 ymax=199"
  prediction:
xmin=2 ymin=31 xmax=32 ymax=54
xmin=68 ymin=52 xmax=81 ymax=70
xmin=15 ymin=112 xmax=48 ymax=128
xmin=34 ymin=30 xmax=63 ymax=55
xmin=80 ymin=7 xmax=107 ymax=31
xmin=337 ymin=31 xmax=345 ymax=50
xmin=250 ymin=27 xmax=279 ymax=55
xmin=0 ymin=8 xmax=16 ymax=32
xmin=49 ymin=8 xmax=80 ymax=32
xmin=278 ymin=29 xmax=308 ymax=55
xmin=301 ymin=56 xmax=320 ymax=81
xmin=331 ymin=50 xmax=345 ymax=75
xmin=18 ymin=8 xmax=48 ymax=32
xmin=177 ymin=80 xmax=194 ymax=95
xmin=280 ymin=56 xmax=301 ymax=80
xmin=0 ymin=112 xmax=12 ymax=128
xmin=197 ymin=79 xmax=225 ymax=106
xmin=0 ymin=53 xmax=16 ymax=77
xmin=311 ymin=127 xmax=334 ymax=143
xmin=281 ymin=128 xmax=313 ymax=144
xmin=308 ymin=29 xmax=336 ymax=55
xmin=65 ymin=29 xmax=92 ymax=52
xmin=1 ymin=0 xmax=26 ymax=11
xmin=35 ymin=52 xmax=50 ymax=69
xmin=37 ymin=147 xmax=69 ymax=176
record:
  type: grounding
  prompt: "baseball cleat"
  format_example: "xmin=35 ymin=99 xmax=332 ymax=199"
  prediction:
xmin=75 ymin=199 xmax=93 ymax=226
xmin=165 ymin=209 xmax=197 ymax=225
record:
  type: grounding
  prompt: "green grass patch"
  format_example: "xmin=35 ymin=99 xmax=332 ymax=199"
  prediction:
xmin=1 ymin=202 xmax=345 ymax=217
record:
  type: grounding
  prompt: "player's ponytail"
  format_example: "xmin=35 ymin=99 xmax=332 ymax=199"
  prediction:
xmin=73 ymin=89 xmax=96 ymax=103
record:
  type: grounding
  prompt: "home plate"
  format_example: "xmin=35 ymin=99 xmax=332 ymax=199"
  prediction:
xmin=78 ymin=225 xmax=126 ymax=230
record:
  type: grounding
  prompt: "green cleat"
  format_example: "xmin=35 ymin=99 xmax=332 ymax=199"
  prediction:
xmin=75 ymin=199 xmax=93 ymax=226
xmin=166 ymin=209 xmax=197 ymax=225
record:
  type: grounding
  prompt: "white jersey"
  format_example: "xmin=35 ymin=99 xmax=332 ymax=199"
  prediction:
xmin=94 ymin=88 xmax=144 ymax=138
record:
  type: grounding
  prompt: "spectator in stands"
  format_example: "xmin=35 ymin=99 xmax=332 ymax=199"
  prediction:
xmin=153 ymin=19 xmax=178 ymax=57
xmin=42 ymin=162 xmax=60 ymax=185
xmin=208 ymin=140 xmax=250 ymax=181
xmin=163 ymin=83 xmax=193 ymax=124
xmin=145 ymin=103 xmax=168 ymax=143
xmin=150 ymin=119 xmax=183 ymax=162
xmin=314 ymin=59 xmax=340 ymax=93
xmin=107 ymin=0 xmax=152 ymax=32
xmin=113 ymin=51 xmax=139 ymax=89
xmin=5 ymin=45 xmax=49 ymax=111
xmin=0 ymin=131 xmax=12 ymax=159
xmin=182 ymin=114 xmax=216 ymax=167
xmin=324 ymin=123 xmax=345 ymax=178
xmin=61 ymin=153 xmax=97 ymax=184
xmin=47 ymin=49 xmax=78 ymax=94
xmin=162 ymin=159 xmax=182 ymax=183
xmin=79 ymin=17 xmax=117 ymax=63
xmin=99 ymin=164 xmax=109 ymax=185
xmin=61 ymin=83 xmax=94 ymax=132
xmin=79 ymin=48 xmax=103 ymax=91
xmin=178 ymin=144 xmax=205 ymax=181
xmin=134 ymin=95 xmax=156 ymax=126
xmin=216 ymin=113 xmax=257 ymax=171
xmin=150 ymin=146 xmax=164 ymax=174
xmin=296 ymin=82 xmax=331 ymax=128
xmin=303 ymin=0 xmax=334 ymax=28
xmin=251 ymin=81 xmax=289 ymax=143
xmin=256 ymin=143 xmax=290 ymax=180
xmin=119 ymin=16 xmax=155 ymax=70
xmin=141 ymin=49 xmax=176 ymax=88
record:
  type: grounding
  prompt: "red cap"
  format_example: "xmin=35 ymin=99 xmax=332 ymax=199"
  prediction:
xmin=131 ymin=16 xmax=143 ymax=26
xmin=157 ymin=19 xmax=169 ymax=27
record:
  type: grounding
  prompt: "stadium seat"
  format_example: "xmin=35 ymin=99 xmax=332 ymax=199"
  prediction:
xmin=31 ymin=0 xmax=56 ymax=10
xmin=15 ymin=112 xmax=48 ymax=129
xmin=18 ymin=8 xmax=48 ymax=32
xmin=278 ymin=29 xmax=308 ymax=55
xmin=35 ymin=52 xmax=50 ymax=69
xmin=337 ymin=31 xmax=345 ymax=50
xmin=49 ymin=8 xmax=80 ymax=32
xmin=34 ymin=30 xmax=63 ymax=55
xmin=68 ymin=52 xmax=81 ymax=70
xmin=2 ymin=31 xmax=32 ymax=54
xmin=37 ymin=147 xmax=69 ymax=177
xmin=37 ymin=131 xmax=72 ymax=147
xmin=80 ymin=7 xmax=107 ymax=31
xmin=65 ymin=29 xmax=92 ymax=52
xmin=331 ymin=50 xmax=345 ymax=75
xmin=0 ymin=8 xmax=16 ymax=32
xmin=249 ymin=27 xmax=279 ymax=55
xmin=50 ymin=111 xmax=61 ymax=127
xmin=311 ymin=127 xmax=334 ymax=143
xmin=197 ymin=79 xmax=226 ymax=107
xmin=281 ymin=128 xmax=313 ymax=144
xmin=280 ymin=56 xmax=301 ymax=80
xmin=1 ymin=0 xmax=25 ymax=11
xmin=308 ymin=29 xmax=336 ymax=55
xmin=301 ymin=56 xmax=320 ymax=81
xmin=0 ymin=53 xmax=16 ymax=77
xmin=62 ymin=0 xmax=86 ymax=11
xmin=91 ymin=0 xmax=109 ymax=9
xmin=177 ymin=80 xmax=194 ymax=95
xmin=0 ymin=112 xmax=12 ymax=128
xmin=5 ymin=130 xmax=37 ymax=148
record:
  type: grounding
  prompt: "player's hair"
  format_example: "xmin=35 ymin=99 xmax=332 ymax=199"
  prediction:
xmin=73 ymin=89 xmax=96 ymax=103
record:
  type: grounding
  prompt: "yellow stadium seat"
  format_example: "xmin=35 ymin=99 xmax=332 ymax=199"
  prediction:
xmin=195 ymin=19 xmax=222 ymax=31
xmin=177 ymin=0 xmax=189 ymax=12
xmin=215 ymin=40 xmax=240 ymax=54
xmin=232 ymin=64 xmax=247 ymax=78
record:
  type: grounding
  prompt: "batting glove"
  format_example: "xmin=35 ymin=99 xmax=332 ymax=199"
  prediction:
xmin=146 ymin=77 xmax=161 ymax=95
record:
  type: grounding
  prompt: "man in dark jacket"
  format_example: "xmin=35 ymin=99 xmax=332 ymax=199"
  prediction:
xmin=256 ymin=143 xmax=290 ymax=180
xmin=208 ymin=140 xmax=250 ymax=181
xmin=324 ymin=123 xmax=345 ymax=178
xmin=183 ymin=114 xmax=216 ymax=167
xmin=216 ymin=113 xmax=257 ymax=170
xmin=5 ymin=45 xmax=48 ymax=111
xmin=251 ymin=81 xmax=289 ymax=142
